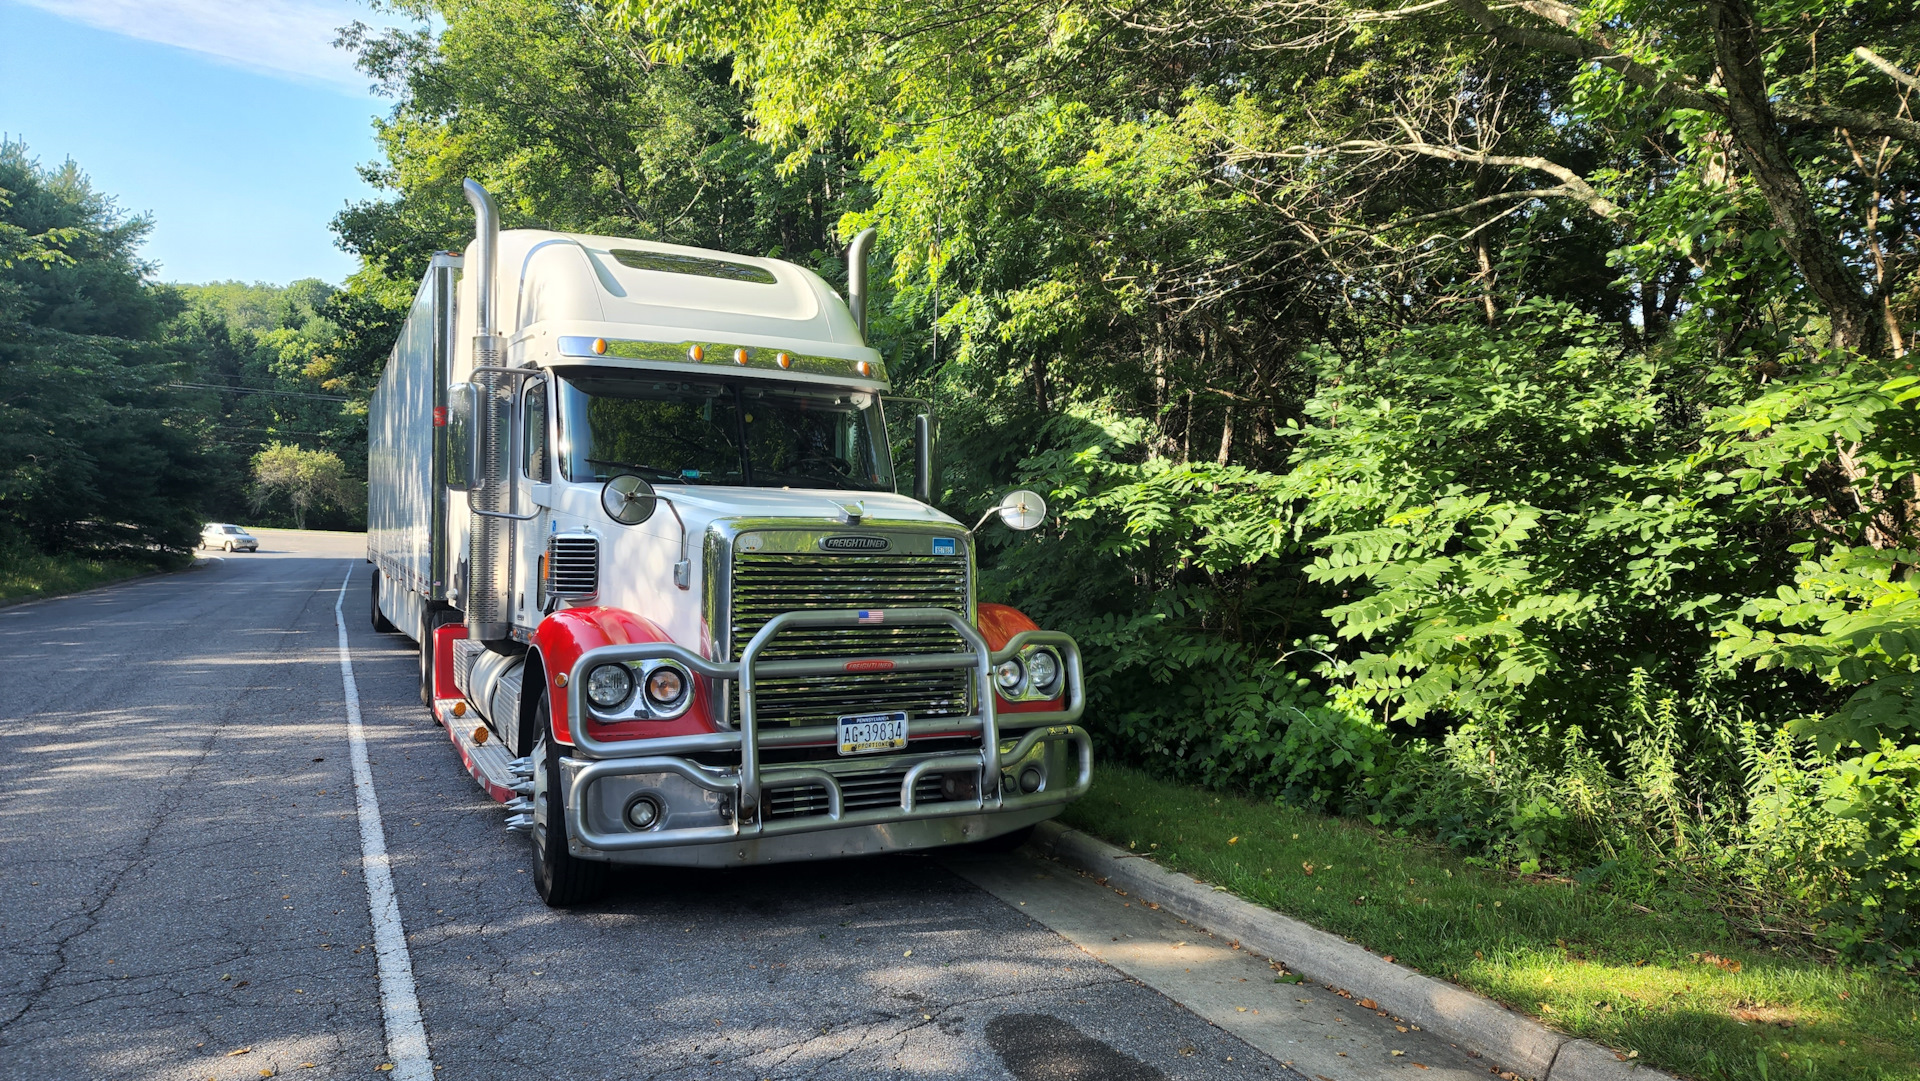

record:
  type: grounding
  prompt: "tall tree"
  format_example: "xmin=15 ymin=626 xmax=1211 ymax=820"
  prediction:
xmin=0 ymin=142 xmax=211 ymax=555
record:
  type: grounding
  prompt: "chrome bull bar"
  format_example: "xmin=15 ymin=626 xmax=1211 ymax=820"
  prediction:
xmin=560 ymin=609 xmax=1089 ymax=853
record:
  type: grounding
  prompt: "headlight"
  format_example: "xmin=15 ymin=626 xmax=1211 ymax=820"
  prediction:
xmin=994 ymin=658 xmax=1025 ymax=691
xmin=585 ymin=663 xmax=634 ymax=709
xmin=645 ymin=665 xmax=687 ymax=708
xmin=1025 ymin=648 xmax=1060 ymax=696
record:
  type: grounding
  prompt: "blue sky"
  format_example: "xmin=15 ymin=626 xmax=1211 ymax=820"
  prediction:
xmin=0 ymin=0 xmax=416 ymax=286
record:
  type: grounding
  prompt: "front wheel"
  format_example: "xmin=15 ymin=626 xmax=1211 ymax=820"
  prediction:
xmin=531 ymin=697 xmax=608 ymax=907
xmin=224 ymin=541 xmax=233 ymax=552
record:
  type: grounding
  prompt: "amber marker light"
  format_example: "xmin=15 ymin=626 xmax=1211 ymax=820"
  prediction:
xmin=734 ymin=347 xmax=750 ymax=365
xmin=592 ymin=338 xmax=608 ymax=355
xmin=856 ymin=360 xmax=874 ymax=377
xmin=688 ymin=344 xmax=705 ymax=362
xmin=452 ymin=700 xmax=467 ymax=717
xmin=777 ymin=352 xmax=793 ymax=369
xmin=472 ymin=725 xmax=489 ymax=745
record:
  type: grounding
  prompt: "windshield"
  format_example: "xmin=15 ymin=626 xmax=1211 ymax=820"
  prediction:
xmin=556 ymin=373 xmax=894 ymax=492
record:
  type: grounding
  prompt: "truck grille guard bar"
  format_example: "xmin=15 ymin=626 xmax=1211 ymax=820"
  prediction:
xmin=560 ymin=609 xmax=1090 ymax=853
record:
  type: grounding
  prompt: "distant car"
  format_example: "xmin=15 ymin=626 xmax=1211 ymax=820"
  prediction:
xmin=200 ymin=523 xmax=259 ymax=552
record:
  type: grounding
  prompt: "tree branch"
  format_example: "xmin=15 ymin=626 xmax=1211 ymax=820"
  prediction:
xmin=1854 ymin=46 xmax=1920 ymax=93
xmin=1333 ymin=137 xmax=1620 ymax=219
xmin=1442 ymin=0 xmax=1716 ymax=113
xmin=1441 ymin=1 xmax=1920 ymax=143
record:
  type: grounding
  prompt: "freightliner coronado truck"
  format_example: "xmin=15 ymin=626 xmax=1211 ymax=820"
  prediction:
xmin=367 ymin=181 xmax=1090 ymax=905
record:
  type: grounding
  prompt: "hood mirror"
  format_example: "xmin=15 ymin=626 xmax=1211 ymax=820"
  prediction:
xmin=974 ymin=488 xmax=1047 ymax=533
xmin=997 ymin=489 xmax=1047 ymax=530
xmin=600 ymin=473 xmax=658 ymax=525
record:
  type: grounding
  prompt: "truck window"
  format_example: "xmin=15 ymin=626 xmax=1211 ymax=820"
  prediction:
xmin=558 ymin=376 xmax=745 ymax=485
xmin=524 ymin=381 xmax=549 ymax=483
xmin=739 ymin=386 xmax=892 ymax=491
xmin=555 ymin=373 xmax=894 ymax=492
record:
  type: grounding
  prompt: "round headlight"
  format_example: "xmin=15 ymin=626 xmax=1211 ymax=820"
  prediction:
xmin=585 ymin=663 xmax=634 ymax=709
xmin=645 ymin=665 xmax=687 ymax=707
xmin=1025 ymin=649 xmax=1060 ymax=695
xmin=994 ymin=658 xmax=1025 ymax=691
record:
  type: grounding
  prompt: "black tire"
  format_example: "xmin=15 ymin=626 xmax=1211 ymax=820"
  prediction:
xmin=419 ymin=613 xmax=441 ymax=708
xmin=370 ymin=573 xmax=398 ymax=634
xmin=532 ymin=698 xmax=608 ymax=907
xmin=970 ymin=823 xmax=1037 ymax=854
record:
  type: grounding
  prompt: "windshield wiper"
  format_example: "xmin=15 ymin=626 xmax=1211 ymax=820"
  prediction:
xmin=751 ymin=468 xmax=880 ymax=492
xmin=584 ymin=457 xmax=693 ymax=482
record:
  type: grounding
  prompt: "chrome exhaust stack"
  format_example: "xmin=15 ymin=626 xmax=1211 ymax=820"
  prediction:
xmin=461 ymin=179 xmax=513 ymax=641
xmin=462 ymin=178 xmax=500 ymax=345
xmin=845 ymin=226 xmax=877 ymax=342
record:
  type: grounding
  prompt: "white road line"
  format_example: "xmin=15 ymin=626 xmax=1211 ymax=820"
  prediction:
xmin=335 ymin=566 xmax=435 ymax=1081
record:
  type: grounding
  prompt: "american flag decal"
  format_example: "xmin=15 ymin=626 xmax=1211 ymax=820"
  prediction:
xmin=857 ymin=610 xmax=885 ymax=624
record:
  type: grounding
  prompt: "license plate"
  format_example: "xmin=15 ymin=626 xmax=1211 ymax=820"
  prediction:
xmin=838 ymin=711 xmax=909 ymax=756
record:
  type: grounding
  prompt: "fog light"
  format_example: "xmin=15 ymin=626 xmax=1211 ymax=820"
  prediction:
xmin=941 ymin=773 xmax=978 ymax=801
xmin=1019 ymin=766 xmax=1043 ymax=794
xmin=994 ymin=658 xmax=1025 ymax=691
xmin=586 ymin=663 xmax=633 ymax=709
xmin=625 ymin=796 xmax=661 ymax=830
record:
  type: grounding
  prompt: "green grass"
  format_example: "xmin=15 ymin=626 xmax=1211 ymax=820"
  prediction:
xmin=1060 ymin=765 xmax=1920 ymax=1081
xmin=0 ymin=547 xmax=181 ymax=604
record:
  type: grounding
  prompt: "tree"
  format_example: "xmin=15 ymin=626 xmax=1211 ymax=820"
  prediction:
xmin=249 ymin=442 xmax=354 ymax=529
xmin=0 ymin=140 xmax=211 ymax=556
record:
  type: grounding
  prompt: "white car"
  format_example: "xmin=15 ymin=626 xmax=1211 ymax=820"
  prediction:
xmin=200 ymin=523 xmax=259 ymax=552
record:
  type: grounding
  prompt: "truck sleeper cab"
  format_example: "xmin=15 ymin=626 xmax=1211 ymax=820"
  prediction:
xmin=366 ymin=180 xmax=1091 ymax=905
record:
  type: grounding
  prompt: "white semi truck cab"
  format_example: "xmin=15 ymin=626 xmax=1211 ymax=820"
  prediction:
xmin=367 ymin=181 xmax=1090 ymax=904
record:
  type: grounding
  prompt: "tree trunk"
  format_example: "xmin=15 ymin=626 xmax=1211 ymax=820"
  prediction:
xmin=1709 ymin=0 xmax=1886 ymax=358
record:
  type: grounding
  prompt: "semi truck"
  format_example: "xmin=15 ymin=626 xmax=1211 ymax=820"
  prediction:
xmin=366 ymin=180 xmax=1091 ymax=905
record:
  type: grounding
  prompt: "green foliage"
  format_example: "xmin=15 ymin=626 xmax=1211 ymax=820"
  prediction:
xmin=249 ymin=443 xmax=357 ymax=531
xmin=0 ymin=541 xmax=184 ymax=603
xmin=1066 ymin=765 xmax=1920 ymax=1081
xmin=0 ymin=141 xmax=211 ymax=556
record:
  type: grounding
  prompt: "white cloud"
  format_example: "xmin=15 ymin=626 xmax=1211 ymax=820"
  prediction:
xmin=14 ymin=0 xmax=412 ymax=92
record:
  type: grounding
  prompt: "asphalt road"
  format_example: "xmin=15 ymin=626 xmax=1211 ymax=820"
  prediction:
xmin=0 ymin=531 xmax=1298 ymax=1081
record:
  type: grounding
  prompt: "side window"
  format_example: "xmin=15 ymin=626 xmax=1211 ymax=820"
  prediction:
xmin=524 ymin=381 xmax=550 ymax=483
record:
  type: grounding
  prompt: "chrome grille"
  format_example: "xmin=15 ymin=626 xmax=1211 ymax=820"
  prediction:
xmin=765 ymin=769 xmax=949 ymax=820
xmin=545 ymin=533 xmax=598 ymax=599
xmin=730 ymin=551 xmax=971 ymax=727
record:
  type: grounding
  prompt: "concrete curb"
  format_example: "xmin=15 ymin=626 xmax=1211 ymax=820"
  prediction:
xmin=1028 ymin=820 xmax=1668 ymax=1081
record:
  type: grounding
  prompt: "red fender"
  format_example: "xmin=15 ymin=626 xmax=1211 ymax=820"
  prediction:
xmin=531 ymin=607 xmax=720 ymax=745
xmin=976 ymin=602 xmax=1067 ymax=714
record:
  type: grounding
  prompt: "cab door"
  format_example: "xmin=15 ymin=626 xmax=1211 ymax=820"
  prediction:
xmin=514 ymin=377 xmax=553 ymax=630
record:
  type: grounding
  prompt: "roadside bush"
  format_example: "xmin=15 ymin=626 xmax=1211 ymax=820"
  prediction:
xmin=997 ymin=307 xmax=1920 ymax=971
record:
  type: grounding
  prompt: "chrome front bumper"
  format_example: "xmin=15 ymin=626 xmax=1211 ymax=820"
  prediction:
xmin=559 ymin=608 xmax=1090 ymax=861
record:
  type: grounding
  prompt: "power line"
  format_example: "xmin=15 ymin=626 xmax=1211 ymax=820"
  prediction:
xmin=214 ymin=426 xmax=342 ymax=439
xmin=168 ymin=381 xmax=350 ymax=403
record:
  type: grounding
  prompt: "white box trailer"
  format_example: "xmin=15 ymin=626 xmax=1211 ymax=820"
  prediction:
xmin=366 ymin=180 xmax=1089 ymax=906
xmin=366 ymin=253 xmax=457 ymax=694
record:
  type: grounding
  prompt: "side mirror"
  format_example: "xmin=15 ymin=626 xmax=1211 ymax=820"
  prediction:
xmin=972 ymin=488 xmax=1047 ymax=533
xmin=600 ymin=473 xmax=658 ymax=525
xmin=996 ymin=489 xmax=1047 ymax=530
xmin=912 ymin=413 xmax=933 ymax=503
xmin=444 ymin=383 xmax=474 ymax=490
